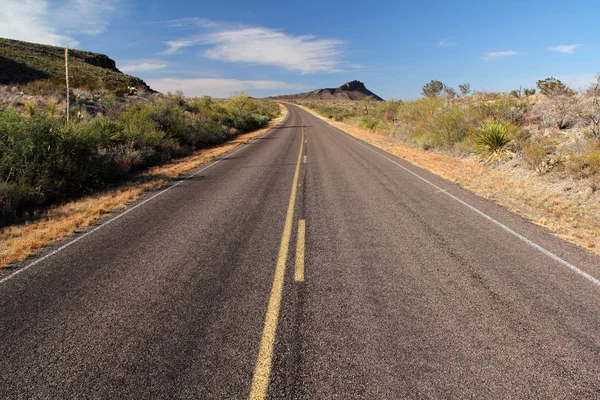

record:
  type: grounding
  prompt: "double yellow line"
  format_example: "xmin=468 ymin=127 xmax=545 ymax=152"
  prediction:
xmin=249 ymin=124 xmax=306 ymax=399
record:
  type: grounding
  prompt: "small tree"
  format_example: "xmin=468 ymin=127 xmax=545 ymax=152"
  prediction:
xmin=422 ymin=80 xmax=445 ymax=97
xmin=524 ymin=88 xmax=536 ymax=96
xmin=536 ymin=77 xmax=573 ymax=96
xmin=458 ymin=83 xmax=471 ymax=97
xmin=445 ymin=87 xmax=457 ymax=99
xmin=377 ymin=99 xmax=403 ymax=123
xmin=510 ymin=87 xmax=522 ymax=98
xmin=228 ymin=91 xmax=253 ymax=116
xmin=358 ymin=95 xmax=374 ymax=116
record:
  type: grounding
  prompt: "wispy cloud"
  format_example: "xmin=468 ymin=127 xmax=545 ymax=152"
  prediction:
xmin=203 ymin=27 xmax=343 ymax=74
xmin=120 ymin=61 xmax=167 ymax=73
xmin=162 ymin=18 xmax=221 ymax=29
xmin=161 ymin=40 xmax=195 ymax=55
xmin=146 ymin=78 xmax=303 ymax=98
xmin=483 ymin=51 xmax=519 ymax=60
xmin=0 ymin=0 xmax=120 ymax=47
xmin=56 ymin=0 xmax=118 ymax=35
xmin=160 ymin=21 xmax=344 ymax=74
xmin=437 ymin=39 xmax=457 ymax=47
xmin=549 ymin=44 xmax=580 ymax=54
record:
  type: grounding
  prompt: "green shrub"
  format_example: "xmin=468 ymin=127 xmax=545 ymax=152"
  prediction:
xmin=360 ymin=118 xmax=378 ymax=130
xmin=430 ymin=103 xmax=469 ymax=147
xmin=474 ymin=122 xmax=512 ymax=159
xmin=422 ymin=80 xmax=446 ymax=97
xmin=0 ymin=93 xmax=279 ymax=221
xmin=536 ymin=77 xmax=574 ymax=97
xmin=523 ymin=137 xmax=557 ymax=175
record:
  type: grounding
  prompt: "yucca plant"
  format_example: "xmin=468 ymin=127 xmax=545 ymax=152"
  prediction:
xmin=474 ymin=122 xmax=512 ymax=160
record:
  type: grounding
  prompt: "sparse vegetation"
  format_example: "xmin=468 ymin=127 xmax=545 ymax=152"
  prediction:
xmin=291 ymin=74 xmax=600 ymax=225
xmin=0 ymin=90 xmax=280 ymax=224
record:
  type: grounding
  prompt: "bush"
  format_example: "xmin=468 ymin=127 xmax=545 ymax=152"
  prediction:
xmin=523 ymin=137 xmax=557 ymax=175
xmin=422 ymin=80 xmax=446 ymax=97
xmin=567 ymin=143 xmax=600 ymax=178
xmin=0 ymin=93 xmax=280 ymax=221
xmin=536 ymin=77 xmax=574 ymax=97
xmin=459 ymin=83 xmax=471 ymax=97
xmin=474 ymin=122 xmax=512 ymax=159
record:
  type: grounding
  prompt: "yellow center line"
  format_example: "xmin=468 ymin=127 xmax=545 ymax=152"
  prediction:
xmin=303 ymin=155 xmax=307 ymax=164
xmin=249 ymin=124 xmax=304 ymax=400
xmin=294 ymin=220 xmax=306 ymax=282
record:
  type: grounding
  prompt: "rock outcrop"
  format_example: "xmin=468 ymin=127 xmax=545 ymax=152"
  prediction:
xmin=273 ymin=80 xmax=383 ymax=101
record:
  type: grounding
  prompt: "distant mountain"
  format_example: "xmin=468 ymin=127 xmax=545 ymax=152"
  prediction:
xmin=0 ymin=37 xmax=153 ymax=91
xmin=273 ymin=80 xmax=383 ymax=101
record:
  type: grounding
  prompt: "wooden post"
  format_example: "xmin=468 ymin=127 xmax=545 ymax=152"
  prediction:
xmin=65 ymin=48 xmax=69 ymax=123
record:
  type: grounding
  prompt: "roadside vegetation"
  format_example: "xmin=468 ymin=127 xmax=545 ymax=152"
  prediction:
xmin=292 ymin=75 xmax=600 ymax=191
xmin=292 ymin=75 xmax=600 ymax=254
xmin=0 ymin=84 xmax=280 ymax=225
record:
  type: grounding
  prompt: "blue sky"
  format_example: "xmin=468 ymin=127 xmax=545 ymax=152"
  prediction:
xmin=2 ymin=0 xmax=599 ymax=99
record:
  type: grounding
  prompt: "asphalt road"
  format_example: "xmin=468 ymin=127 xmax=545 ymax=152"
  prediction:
xmin=1 ymin=104 xmax=600 ymax=399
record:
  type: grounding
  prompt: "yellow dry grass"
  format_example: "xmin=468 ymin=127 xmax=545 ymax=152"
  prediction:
xmin=0 ymin=105 xmax=288 ymax=269
xmin=295 ymin=103 xmax=600 ymax=256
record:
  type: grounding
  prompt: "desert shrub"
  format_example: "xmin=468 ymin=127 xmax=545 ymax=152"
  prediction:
xmin=468 ymin=94 xmax=527 ymax=125
xmin=530 ymin=96 xmax=583 ymax=130
xmin=509 ymin=127 xmax=533 ymax=153
xmin=429 ymin=103 xmax=469 ymax=147
xmin=536 ymin=77 xmax=574 ymax=97
xmin=567 ymin=142 xmax=600 ymax=179
xmin=422 ymin=80 xmax=446 ymax=97
xmin=376 ymin=99 xmax=403 ymax=123
xmin=524 ymin=88 xmax=536 ymax=96
xmin=459 ymin=83 xmax=471 ymax=97
xmin=445 ymin=87 xmax=457 ymax=99
xmin=0 ymin=93 xmax=279 ymax=221
xmin=360 ymin=118 xmax=378 ymax=130
xmin=523 ymin=137 xmax=558 ymax=175
xmin=25 ymin=77 xmax=66 ymax=98
xmin=474 ymin=122 xmax=512 ymax=159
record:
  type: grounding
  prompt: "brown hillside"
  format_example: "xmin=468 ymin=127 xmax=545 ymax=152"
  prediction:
xmin=273 ymin=80 xmax=383 ymax=101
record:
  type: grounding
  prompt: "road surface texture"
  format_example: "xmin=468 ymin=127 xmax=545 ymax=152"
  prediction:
xmin=1 ymin=104 xmax=600 ymax=399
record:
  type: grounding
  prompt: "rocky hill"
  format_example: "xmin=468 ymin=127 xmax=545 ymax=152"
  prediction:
xmin=0 ymin=37 xmax=152 ymax=91
xmin=273 ymin=80 xmax=383 ymax=101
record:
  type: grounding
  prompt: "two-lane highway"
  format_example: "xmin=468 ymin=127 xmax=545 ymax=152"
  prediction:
xmin=2 ymin=104 xmax=600 ymax=399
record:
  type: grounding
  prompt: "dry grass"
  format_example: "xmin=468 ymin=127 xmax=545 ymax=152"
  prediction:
xmin=295 ymin=103 xmax=600 ymax=256
xmin=0 ymin=104 xmax=288 ymax=269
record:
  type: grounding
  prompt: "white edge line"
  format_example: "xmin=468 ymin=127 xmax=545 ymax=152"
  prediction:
xmin=315 ymin=111 xmax=600 ymax=288
xmin=0 ymin=112 xmax=290 ymax=285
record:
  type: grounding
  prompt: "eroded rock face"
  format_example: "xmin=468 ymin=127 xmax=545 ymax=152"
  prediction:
xmin=340 ymin=80 xmax=367 ymax=92
xmin=79 ymin=53 xmax=119 ymax=72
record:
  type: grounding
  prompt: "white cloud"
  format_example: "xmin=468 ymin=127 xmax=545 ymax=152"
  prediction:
xmin=161 ymin=40 xmax=195 ymax=55
xmin=147 ymin=78 xmax=302 ymax=98
xmin=0 ymin=0 xmax=77 ymax=47
xmin=56 ymin=0 xmax=118 ymax=35
xmin=203 ymin=27 xmax=343 ymax=74
xmin=0 ymin=0 xmax=119 ymax=47
xmin=163 ymin=18 xmax=220 ymax=29
xmin=483 ymin=51 xmax=519 ymax=60
xmin=549 ymin=44 xmax=580 ymax=54
xmin=437 ymin=39 xmax=457 ymax=47
xmin=120 ymin=62 xmax=167 ymax=72
xmin=161 ymin=23 xmax=344 ymax=74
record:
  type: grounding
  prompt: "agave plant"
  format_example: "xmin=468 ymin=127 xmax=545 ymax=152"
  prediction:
xmin=474 ymin=122 xmax=512 ymax=160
